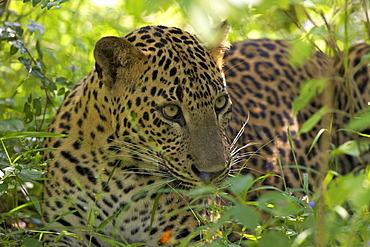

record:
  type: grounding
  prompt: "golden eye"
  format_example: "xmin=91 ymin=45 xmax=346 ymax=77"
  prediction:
xmin=215 ymin=95 xmax=228 ymax=111
xmin=162 ymin=104 xmax=181 ymax=119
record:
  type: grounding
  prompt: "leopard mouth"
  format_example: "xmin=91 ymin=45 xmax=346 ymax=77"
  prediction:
xmin=163 ymin=166 xmax=229 ymax=190
xmin=157 ymin=154 xmax=230 ymax=189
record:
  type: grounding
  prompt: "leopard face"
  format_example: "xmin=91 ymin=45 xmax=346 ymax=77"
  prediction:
xmin=42 ymin=25 xmax=231 ymax=246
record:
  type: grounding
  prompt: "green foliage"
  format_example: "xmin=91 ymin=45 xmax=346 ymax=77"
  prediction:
xmin=0 ymin=0 xmax=369 ymax=246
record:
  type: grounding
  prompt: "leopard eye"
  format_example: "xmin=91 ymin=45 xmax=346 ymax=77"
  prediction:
xmin=214 ymin=95 xmax=228 ymax=112
xmin=162 ymin=104 xmax=181 ymax=119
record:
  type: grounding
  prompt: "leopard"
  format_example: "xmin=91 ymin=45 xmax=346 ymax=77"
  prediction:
xmin=42 ymin=25 xmax=232 ymax=246
xmin=42 ymin=23 xmax=370 ymax=246
xmin=224 ymin=39 xmax=369 ymax=198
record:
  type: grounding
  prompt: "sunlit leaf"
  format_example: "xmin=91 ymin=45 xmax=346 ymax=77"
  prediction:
xmin=288 ymin=41 xmax=312 ymax=67
xmin=332 ymin=140 xmax=370 ymax=157
xmin=345 ymin=109 xmax=370 ymax=131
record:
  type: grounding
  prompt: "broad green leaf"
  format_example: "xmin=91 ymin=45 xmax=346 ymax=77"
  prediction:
xmin=0 ymin=119 xmax=24 ymax=132
xmin=332 ymin=140 xmax=370 ymax=157
xmin=327 ymin=173 xmax=370 ymax=209
xmin=259 ymin=230 xmax=291 ymax=247
xmin=258 ymin=192 xmax=301 ymax=216
xmin=227 ymin=174 xmax=254 ymax=200
xmin=21 ymin=238 xmax=42 ymax=247
xmin=346 ymin=109 xmax=370 ymax=131
xmin=229 ymin=204 xmax=258 ymax=230
xmin=288 ymin=41 xmax=312 ymax=68
xmin=19 ymin=168 xmax=43 ymax=180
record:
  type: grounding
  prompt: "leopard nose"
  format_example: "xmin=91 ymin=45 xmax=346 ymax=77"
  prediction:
xmin=191 ymin=165 xmax=223 ymax=184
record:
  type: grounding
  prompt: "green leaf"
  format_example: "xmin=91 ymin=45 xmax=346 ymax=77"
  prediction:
xmin=345 ymin=109 xmax=370 ymax=131
xmin=57 ymin=87 xmax=66 ymax=96
xmin=23 ymin=102 xmax=33 ymax=124
xmin=36 ymin=39 xmax=43 ymax=59
xmin=25 ymin=19 xmax=45 ymax=34
xmin=306 ymin=128 xmax=327 ymax=155
xmin=15 ymin=26 xmax=24 ymax=36
xmin=56 ymin=77 xmax=68 ymax=84
xmin=31 ymin=67 xmax=44 ymax=78
xmin=29 ymin=195 xmax=42 ymax=215
xmin=1 ymin=131 xmax=68 ymax=140
xmin=259 ymin=230 xmax=291 ymax=247
xmin=27 ymin=93 xmax=33 ymax=103
xmin=332 ymin=140 xmax=370 ymax=157
xmin=18 ymin=56 xmax=30 ymax=67
xmin=227 ymin=174 xmax=254 ymax=200
xmin=10 ymin=45 xmax=19 ymax=55
xmin=293 ymin=79 xmax=327 ymax=115
xmin=327 ymin=172 xmax=370 ymax=209
xmin=298 ymin=106 xmax=329 ymax=134
xmin=19 ymin=168 xmax=43 ymax=180
xmin=32 ymin=0 xmax=42 ymax=7
xmin=288 ymin=41 xmax=313 ymax=67
xmin=33 ymin=97 xmax=42 ymax=116
xmin=0 ymin=182 xmax=9 ymax=197
xmin=229 ymin=204 xmax=258 ymax=230
xmin=258 ymin=192 xmax=301 ymax=216
xmin=21 ymin=238 xmax=42 ymax=247
xmin=0 ymin=119 xmax=24 ymax=132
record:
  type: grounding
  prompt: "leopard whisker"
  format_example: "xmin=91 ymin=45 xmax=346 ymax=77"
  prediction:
xmin=229 ymin=118 xmax=249 ymax=151
xmin=229 ymin=143 xmax=257 ymax=158
xmin=230 ymin=166 xmax=266 ymax=176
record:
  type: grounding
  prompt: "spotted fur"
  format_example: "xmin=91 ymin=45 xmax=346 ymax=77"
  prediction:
xmin=42 ymin=25 xmax=231 ymax=246
xmin=225 ymin=39 xmax=369 ymax=196
xmin=42 ymin=24 xmax=369 ymax=246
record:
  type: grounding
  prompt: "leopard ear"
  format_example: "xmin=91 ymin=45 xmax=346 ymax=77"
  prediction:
xmin=209 ymin=21 xmax=230 ymax=69
xmin=94 ymin=36 xmax=146 ymax=88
